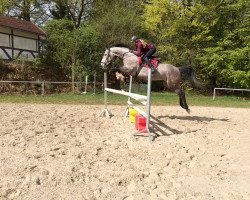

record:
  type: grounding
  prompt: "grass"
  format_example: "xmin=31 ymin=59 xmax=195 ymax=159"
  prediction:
xmin=0 ymin=92 xmax=249 ymax=108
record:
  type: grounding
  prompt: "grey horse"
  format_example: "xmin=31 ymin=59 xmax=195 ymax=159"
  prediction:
xmin=101 ymin=46 xmax=203 ymax=113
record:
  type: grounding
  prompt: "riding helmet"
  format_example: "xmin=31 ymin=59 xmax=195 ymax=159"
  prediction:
xmin=131 ymin=35 xmax=138 ymax=42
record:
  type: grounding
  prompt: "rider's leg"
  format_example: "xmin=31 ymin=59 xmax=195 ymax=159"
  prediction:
xmin=143 ymin=47 xmax=156 ymax=73
xmin=143 ymin=47 xmax=156 ymax=60
xmin=144 ymin=57 xmax=155 ymax=73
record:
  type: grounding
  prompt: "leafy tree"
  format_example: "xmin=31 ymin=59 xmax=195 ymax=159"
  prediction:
xmin=0 ymin=0 xmax=12 ymax=14
xmin=49 ymin=0 xmax=93 ymax=28
xmin=198 ymin=0 xmax=250 ymax=88
xmin=44 ymin=19 xmax=74 ymax=66
xmin=44 ymin=19 xmax=100 ymax=91
xmin=3 ymin=0 xmax=50 ymax=25
xmin=91 ymin=0 xmax=146 ymax=46
xmin=75 ymin=24 xmax=101 ymax=74
xmin=142 ymin=0 xmax=250 ymax=88
xmin=142 ymin=0 xmax=207 ymax=65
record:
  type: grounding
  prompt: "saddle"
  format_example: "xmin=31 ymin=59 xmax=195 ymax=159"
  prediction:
xmin=138 ymin=57 xmax=160 ymax=69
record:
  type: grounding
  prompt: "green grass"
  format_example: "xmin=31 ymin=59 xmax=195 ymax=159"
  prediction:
xmin=0 ymin=92 xmax=249 ymax=108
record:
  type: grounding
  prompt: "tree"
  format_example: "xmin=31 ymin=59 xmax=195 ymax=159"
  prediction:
xmin=4 ymin=0 xmax=50 ymax=25
xmin=142 ymin=0 xmax=250 ymax=88
xmin=197 ymin=0 xmax=250 ymax=88
xmin=44 ymin=19 xmax=100 ymax=92
xmin=0 ymin=0 xmax=12 ymax=14
xmin=50 ymin=0 xmax=93 ymax=28
xmin=143 ymin=0 xmax=201 ymax=64
xmin=90 ymin=0 xmax=146 ymax=46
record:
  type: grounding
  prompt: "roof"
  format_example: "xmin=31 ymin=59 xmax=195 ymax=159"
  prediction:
xmin=0 ymin=15 xmax=46 ymax=36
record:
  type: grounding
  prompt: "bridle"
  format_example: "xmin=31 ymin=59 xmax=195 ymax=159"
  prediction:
xmin=101 ymin=48 xmax=111 ymax=68
xmin=101 ymin=47 xmax=131 ymax=68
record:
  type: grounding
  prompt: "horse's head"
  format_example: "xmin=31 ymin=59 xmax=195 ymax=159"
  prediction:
xmin=100 ymin=48 xmax=116 ymax=69
xmin=101 ymin=46 xmax=131 ymax=70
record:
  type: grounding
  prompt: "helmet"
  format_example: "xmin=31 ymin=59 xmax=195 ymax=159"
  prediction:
xmin=131 ymin=35 xmax=138 ymax=42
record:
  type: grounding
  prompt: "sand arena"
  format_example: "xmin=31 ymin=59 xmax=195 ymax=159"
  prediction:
xmin=0 ymin=103 xmax=249 ymax=200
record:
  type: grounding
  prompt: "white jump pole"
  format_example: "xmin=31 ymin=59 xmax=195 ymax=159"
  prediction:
xmin=126 ymin=69 xmax=152 ymax=139
xmin=100 ymin=69 xmax=153 ymax=141
xmin=83 ymin=75 xmax=88 ymax=94
xmin=105 ymin=88 xmax=147 ymax=103
xmin=100 ymin=71 xmax=112 ymax=117
xmin=146 ymin=68 xmax=152 ymax=139
xmin=93 ymin=73 xmax=96 ymax=95
xmin=122 ymin=75 xmax=133 ymax=117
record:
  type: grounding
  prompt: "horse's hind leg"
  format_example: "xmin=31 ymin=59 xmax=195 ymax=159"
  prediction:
xmin=175 ymin=88 xmax=190 ymax=113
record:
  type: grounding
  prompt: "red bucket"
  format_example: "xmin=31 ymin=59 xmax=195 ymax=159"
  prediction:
xmin=135 ymin=114 xmax=146 ymax=132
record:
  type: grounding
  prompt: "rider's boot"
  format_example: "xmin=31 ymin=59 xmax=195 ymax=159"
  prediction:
xmin=144 ymin=57 xmax=155 ymax=73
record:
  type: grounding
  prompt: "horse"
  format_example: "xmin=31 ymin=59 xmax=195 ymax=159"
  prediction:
xmin=100 ymin=45 xmax=203 ymax=113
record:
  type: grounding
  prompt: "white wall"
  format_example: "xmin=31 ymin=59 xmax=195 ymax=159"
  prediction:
xmin=14 ymin=36 xmax=37 ymax=51
xmin=0 ymin=33 xmax=10 ymax=47
xmin=0 ymin=27 xmax=11 ymax=59
xmin=14 ymin=30 xmax=38 ymax=39
xmin=0 ymin=27 xmax=11 ymax=34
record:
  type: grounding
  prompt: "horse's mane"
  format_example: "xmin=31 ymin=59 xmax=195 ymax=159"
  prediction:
xmin=113 ymin=43 xmax=130 ymax=48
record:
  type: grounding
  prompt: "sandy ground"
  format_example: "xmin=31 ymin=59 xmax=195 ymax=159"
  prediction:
xmin=0 ymin=103 xmax=249 ymax=200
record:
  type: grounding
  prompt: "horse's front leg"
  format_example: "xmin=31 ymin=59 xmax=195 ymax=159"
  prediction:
xmin=115 ymin=72 xmax=125 ymax=82
xmin=115 ymin=71 xmax=129 ymax=91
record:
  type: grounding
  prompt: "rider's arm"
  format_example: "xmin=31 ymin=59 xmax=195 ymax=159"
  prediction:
xmin=131 ymin=42 xmax=142 ymax=56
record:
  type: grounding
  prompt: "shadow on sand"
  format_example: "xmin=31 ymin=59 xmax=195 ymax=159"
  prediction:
xmin=134 ymin=115 xmax=229 ymax=141
xmin=158 ymin=115 xmax=229 ymax=122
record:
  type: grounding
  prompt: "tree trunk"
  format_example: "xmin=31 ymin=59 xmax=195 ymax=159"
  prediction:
xmin=22 ymin=0 xmax=31 ymax=21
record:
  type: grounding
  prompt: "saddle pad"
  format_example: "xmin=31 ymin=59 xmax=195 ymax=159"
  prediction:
xmin=138 ymin=57 xmax=159 ymax=69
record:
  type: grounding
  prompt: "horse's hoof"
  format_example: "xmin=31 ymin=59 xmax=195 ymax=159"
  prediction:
xmin=186 ymin=109 xmax=191 ymax=114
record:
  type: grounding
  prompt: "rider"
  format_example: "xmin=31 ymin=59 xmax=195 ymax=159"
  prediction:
xmin=130 ymin=35 xmax=156 ymax=73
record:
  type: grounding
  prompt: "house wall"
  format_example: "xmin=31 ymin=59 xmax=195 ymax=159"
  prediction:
xmin=13 ymin=30 xmax=38 ymax=52
xmin=0 ymin=26 xmax=11 ymax=34
xmin=14 ymin=36 xmax=37 ymax=51
xmin=0 ymin=26 xmax=40 ymax=60
xmin=0 ymin=27 xmax=11 ymax=48
xmin=0 ymin=33 xmax=10 ymax=47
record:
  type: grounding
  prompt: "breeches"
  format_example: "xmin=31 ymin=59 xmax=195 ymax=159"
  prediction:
xmin=142 ymin=47 xmax=156 ymax=60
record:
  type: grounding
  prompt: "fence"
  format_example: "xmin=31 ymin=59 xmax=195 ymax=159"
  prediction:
xmin=0 ymin=76 xmax=97 ymax=95
xmin=213 ymin=88 xmax=250 ymax=100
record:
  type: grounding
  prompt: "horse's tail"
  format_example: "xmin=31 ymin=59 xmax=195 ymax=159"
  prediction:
xmin=179 ymin=66 xmax=204 ymax=89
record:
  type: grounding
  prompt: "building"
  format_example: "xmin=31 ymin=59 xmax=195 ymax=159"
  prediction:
xmin=0 ymin=15 xmax=46 ymax=61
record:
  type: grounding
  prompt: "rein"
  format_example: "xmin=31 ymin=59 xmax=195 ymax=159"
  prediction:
xmin=112 ymin=50 xmax=130 ymax=59
xmin=121 ymin=51 xmax=130 ymax=58
xmin=101 ymin=47 xmax=142 ymax=77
